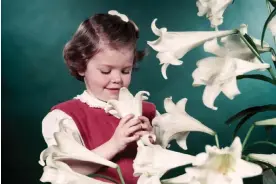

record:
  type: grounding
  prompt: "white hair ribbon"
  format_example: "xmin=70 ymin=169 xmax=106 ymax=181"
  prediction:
xmin=108 ymin=10 xmax=129 ymax=22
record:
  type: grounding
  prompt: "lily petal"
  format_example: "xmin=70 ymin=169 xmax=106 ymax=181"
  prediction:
xmin=40 ymin=161 xmax=109 ymax=184
xmin=134 ymin=144 xmax=195 ymax=178
xmin=161 ymin=63 xmax=170 ymax=80
xmin=248 ymin=153 xmax=276 ymax=167
xmin=137 ymin=174 xmax=161 ymax=184
xmin=234 ymin=159 xmax=263 ymax=178
xmin=157 ymin=52 xmax=183 ymax=65
xmin=204 ymin=38 xmax=227 ymax=57
xmin=221 ymin=77 xmax=241 ymax=100
xmin=119 ymin=87 xmax=134 ymax=101
xmin=229 ymin=137 xmax=242 ymax=158
xmin=234 ymin=58 xmax=270 ymax=75
xmin=202 ymin=84 xmax=221 ymax=110
xmin=161 ymin=172 xmax=193 ymax=184
xmin=255 ymin=118 xmax=276 ymax=126
xmin=268 ymin=16 xmax=276 ymax=36
xmin=174 ymin=132 xmax=189 ymax=150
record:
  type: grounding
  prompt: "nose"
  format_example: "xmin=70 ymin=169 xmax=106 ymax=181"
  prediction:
xmin=111 ymin=71 xmax=122 ymax=84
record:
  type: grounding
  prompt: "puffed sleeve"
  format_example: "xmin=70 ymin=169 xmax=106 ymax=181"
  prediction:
xmin=42 ymin=109 xmax=84 ymax=147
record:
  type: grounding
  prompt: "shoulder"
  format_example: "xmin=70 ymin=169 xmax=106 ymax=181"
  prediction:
xmin=51 ymin=99 xmax=82 ymax=111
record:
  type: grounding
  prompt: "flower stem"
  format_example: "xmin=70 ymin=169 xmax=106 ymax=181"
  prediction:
xmin=266 ymin=0 xmax=276 ymax=48
xmin=242 ymin=124 xmax=255 ymax=150
xmin=116 ymin=167 xmax=125 ymax=184
xmin=239 ymin=32 xmax=276 ymax=80
xmin=244 ymin=140 xmax=276 ymax=151
xmin=214 ymin=134 xmax=220 ymax=148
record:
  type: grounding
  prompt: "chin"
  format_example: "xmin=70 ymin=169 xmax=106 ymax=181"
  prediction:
xmin=108 ymin=94 xmax=119 ymax=100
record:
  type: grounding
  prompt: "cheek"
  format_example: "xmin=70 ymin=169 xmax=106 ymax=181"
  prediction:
xmin=86 ymin=71 xmax=110 ymax=87
xmin=122 ymin=74 xmax=132 ymax=86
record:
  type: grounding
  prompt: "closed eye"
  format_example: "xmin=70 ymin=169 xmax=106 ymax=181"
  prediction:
xmin=122 ymin=68 xmax=132 ymax=74
xmin=100 ymin=70 xmax=111 ymax=74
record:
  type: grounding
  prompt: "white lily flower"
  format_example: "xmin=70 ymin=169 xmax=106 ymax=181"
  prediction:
xmin=106 ymin=87 xmax=156 ymax=144
xmin=152 ymin=97 xmax=215 ymax=150
xmin=248 ymin=153 xmax=276 ymax=167
xmin=204 ymin=24 xmax=270 ymax=64
xmin=166 ymin=137 xmax=262 ymax=184
xmin=255 ymin=118 xmax=276 ymax=126
xmin=133 ymin=142 xmax=195 ymax=184
xmin=196 ymin=0 xmax=233 ymax=28
xmin=192 ymin=56 xmax=270 ymax=110
xmin=147 ymin=19 xmax=235 ymax=79
xmin=40 ymin=160 xmax=109 ymax=184
xmin=268 ymin=16 xmax=276 ymax=36
xmin=106 ymin=87 xmax=149 ymax=118
xmin=39 ymin=131 xmax=117 ymax=169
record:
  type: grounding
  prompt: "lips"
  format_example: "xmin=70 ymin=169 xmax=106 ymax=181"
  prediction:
xmin=106 ymin=88 xmax=120 ymax=93
xmin=106 ymin=88 xmax=120 ymax=90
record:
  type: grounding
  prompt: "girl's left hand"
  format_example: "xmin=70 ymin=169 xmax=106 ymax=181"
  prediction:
xmin=134 ymin=116 xmax=153 ymax=136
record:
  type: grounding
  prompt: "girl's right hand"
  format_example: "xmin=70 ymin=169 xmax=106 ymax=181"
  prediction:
xmin=109 ymin=114 xmax=142 ymax=152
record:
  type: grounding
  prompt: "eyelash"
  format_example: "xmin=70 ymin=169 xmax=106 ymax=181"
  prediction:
xmin=100 ymin=70 xmax=131 ymax=75
xmin=100 ymin=71 xmax=111 ymax=74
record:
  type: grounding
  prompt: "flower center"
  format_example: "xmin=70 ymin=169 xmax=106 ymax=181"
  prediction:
xmin=208 ymin=154 xmax=236 ymax=175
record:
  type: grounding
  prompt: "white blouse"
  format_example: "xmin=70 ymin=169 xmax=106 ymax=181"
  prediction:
xmin=42 ymin=91 xmax=160 ymax=147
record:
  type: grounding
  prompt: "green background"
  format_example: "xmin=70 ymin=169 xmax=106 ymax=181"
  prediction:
xmin=2 ymin=0 xmax=276 ymax=183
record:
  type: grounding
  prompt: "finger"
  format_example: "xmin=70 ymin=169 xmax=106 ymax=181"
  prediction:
xmin=141 ymin=123 xmax=152 ymax=131
xmin=125 ymin=134 xmax=140 ymax=143
xmin=138 ymin=116 xmax=150 ymax=123
xmin=124 ymin=118 xmax=141 ymax=128
xmin=134 ymin=130 xmax=150 ymax=137
xmin=118 ymin=114 xmax=134 ymax=128
xmin=125 ymin=124 xmax=142 ymax=137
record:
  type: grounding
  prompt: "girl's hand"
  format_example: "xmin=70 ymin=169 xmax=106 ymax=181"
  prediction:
xmin=135 ymin=116 xmax=155 ymax=144
xmin=109 ymin=114 xmax=142 ymax=152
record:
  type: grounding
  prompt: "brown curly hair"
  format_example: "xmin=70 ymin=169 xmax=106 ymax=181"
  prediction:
xmin=63 ymin=13 xmax=146 ymax=81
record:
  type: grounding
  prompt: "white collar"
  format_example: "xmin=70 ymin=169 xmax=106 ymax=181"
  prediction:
xmin=74 ymin=91 xmax=119 ymax=118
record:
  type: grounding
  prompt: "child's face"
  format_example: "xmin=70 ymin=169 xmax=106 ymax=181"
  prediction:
xmin=81 ymin=47 xmax=134 ymax=101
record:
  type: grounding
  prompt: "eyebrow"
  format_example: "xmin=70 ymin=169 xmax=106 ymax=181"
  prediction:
xmin=98 ymin=64 xmax=133 ymax=68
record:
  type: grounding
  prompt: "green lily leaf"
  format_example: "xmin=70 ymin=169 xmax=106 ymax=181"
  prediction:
xmin=263 ymin=169 xmax=276 ymax=184
xmin=268 ymin=0 xmax=276 ymax=8
xmin=233 ymin=112 xmax=256 ymax=138
xmin=237 ymin=74 xmax=276 ymax=85
xmin=243 ymin=33 xmax=260 ymax=54
xmin=265 ymin=126 xmax=274 ymax=139
xmin=244 ymin=141 xmax=276 ymax=151
xmin=225 ymin=104 xmax=276 ymax=125
xmin=261 ymin=8 xmax=276 ymax=47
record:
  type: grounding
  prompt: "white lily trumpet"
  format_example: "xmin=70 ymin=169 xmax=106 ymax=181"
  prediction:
xmin=147 ymin=19 xmax=236 ymax=79
xmin=152 ymin=97 xmax=215 ymax=150
xmin=192 ymin=56 xmax=270 ymax=110
xmin=196 ymin=0 xmax=233 ymax=28
xmin=165 ymin=137 xmax=262 ymax=184
xmin=106 ymin=87 xmax=149 ymax=118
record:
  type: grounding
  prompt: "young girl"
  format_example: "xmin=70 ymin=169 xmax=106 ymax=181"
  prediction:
xmin=41 ymin=10 xmax=156 ymax=184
